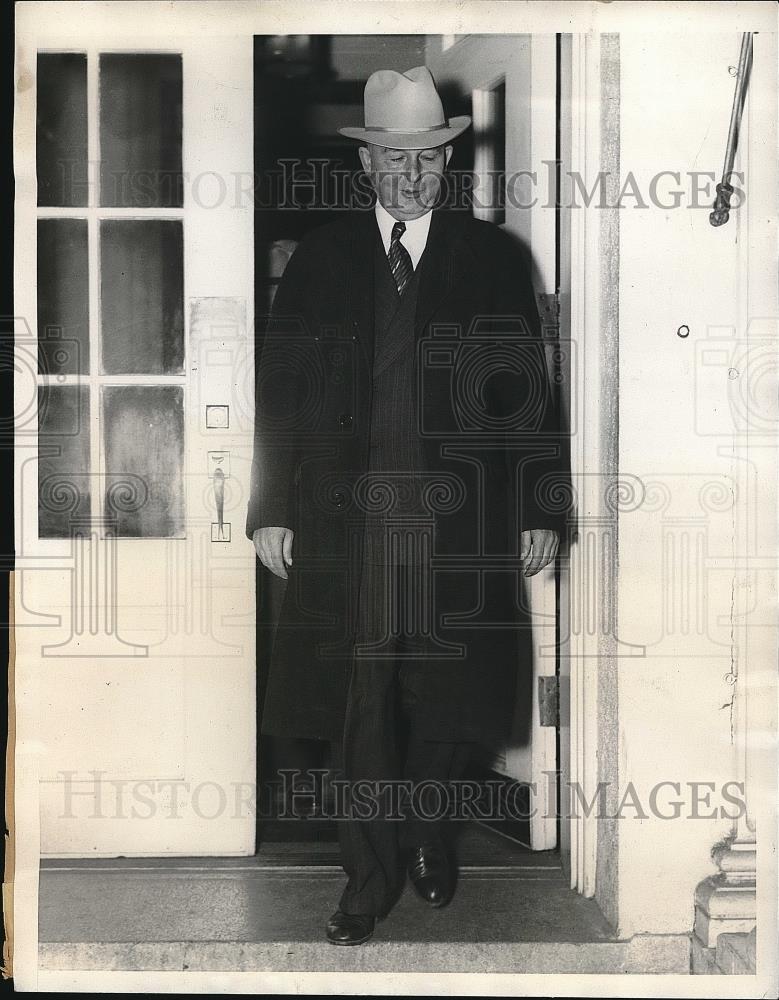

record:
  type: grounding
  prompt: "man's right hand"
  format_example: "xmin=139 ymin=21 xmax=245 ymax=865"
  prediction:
xmin=253 ymin=526 xmax=294 ymax=580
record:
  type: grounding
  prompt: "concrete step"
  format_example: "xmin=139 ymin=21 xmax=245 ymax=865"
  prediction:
xmin=39 ymin=829 xmax=690 ymax=975
xmin=39 ymin=936 xmax=691 ymax=974
xmin=38 ymin=858 xmax=690 ymax=974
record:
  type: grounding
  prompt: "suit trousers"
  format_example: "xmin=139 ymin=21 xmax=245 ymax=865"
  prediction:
xmin=333 ymin=520 xmax=473 ymax=917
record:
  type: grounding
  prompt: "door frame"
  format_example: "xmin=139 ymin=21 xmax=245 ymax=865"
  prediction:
xmin=557 ymin=32 xmax=621 ymax=897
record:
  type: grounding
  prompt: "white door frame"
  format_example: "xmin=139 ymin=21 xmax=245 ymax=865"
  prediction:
xmin=558 ymin=32 xmax=621 ymax=896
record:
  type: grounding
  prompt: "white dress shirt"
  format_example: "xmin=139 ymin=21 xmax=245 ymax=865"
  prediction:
xmin=374 ymin=201 xmax=433 ymax=270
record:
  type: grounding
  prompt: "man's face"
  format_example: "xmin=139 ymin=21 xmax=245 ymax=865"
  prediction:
xmin=359 ymin=143 xmax=453 ymax=220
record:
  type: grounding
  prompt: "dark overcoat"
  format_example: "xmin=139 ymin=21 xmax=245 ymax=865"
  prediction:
xmin=246 ymin=207 xmax=568 ymax=744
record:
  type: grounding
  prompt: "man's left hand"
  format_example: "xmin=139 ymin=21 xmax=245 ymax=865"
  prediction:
xmin=520 ymin=529 xmax=560 ymax=577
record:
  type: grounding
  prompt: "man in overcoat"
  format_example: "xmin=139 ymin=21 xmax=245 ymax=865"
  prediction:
xmin=247 ymin=66 xmax=566 ymax=945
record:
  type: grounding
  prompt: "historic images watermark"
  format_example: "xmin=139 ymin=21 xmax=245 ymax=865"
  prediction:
xmin=49 ymin=159 xmax=746 ymax=213
xmin=22 ymin=301 xmax=775 ymax=659
xmin=55 ymin=769 xmax=747 ymax=823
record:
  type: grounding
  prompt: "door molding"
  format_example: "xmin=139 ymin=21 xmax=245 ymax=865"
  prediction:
xmin=558 ymin=32 xmax=623 ymax=903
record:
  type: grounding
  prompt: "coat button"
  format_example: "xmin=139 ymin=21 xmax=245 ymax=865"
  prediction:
xmin=333 ymin=490 xmax=346 ymax=509
xmin=338 ymin=413 xmax=352 ymax=429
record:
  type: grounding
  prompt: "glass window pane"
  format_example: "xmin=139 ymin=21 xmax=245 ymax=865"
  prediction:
xmin=38 ymin=385 xmax=91 ymax=538
xmin=38 ymin=219 xmax=89 ymax=375
xmin=100 ymin=220 xmax=184 ymax=374
xmin=103 ymin=386 xmax=185 ymax=537
xmin=99 ymin=54 xmax=183 ymax=208
xmin=37 ymin=53 xmax=88 ymax=207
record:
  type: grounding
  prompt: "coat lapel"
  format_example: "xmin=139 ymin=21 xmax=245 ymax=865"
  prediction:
xmin=343 ymin=211 xmax=379 ymax=368
xmin=414 ymin=209 xmax=474 ymax=338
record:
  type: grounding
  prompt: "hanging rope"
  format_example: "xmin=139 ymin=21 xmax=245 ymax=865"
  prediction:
xmin=710 ymin=32 xmax=754 ymax=227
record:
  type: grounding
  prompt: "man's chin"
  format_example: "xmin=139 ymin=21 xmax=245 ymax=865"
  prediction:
xmin=392 ymin=202 xmax=434 ymax=220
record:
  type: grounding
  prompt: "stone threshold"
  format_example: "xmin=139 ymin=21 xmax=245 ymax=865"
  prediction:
xmin=38 ymin=829 xmax=691 ymax=975
xmin=40 ymin=936 xmax=692 ymax=974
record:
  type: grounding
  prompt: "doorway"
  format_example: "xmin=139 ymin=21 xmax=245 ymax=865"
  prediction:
xmin=13 ymin=10 xmax=630 ymax=969
xmin=252 ymin=33 xmax=566 ymax=866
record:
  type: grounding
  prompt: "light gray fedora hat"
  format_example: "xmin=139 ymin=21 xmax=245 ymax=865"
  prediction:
xmin=338 ymin=65 xmax=471 ymax=149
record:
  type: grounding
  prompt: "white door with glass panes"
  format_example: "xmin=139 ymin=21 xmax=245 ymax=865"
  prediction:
xmin=15 ymin=25 xmax=256 ymax=855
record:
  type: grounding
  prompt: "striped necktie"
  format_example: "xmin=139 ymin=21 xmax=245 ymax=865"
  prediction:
xmin=388 ymin=221 xmax=413 ymax=297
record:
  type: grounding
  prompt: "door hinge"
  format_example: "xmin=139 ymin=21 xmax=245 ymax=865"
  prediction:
xmin=536 ymin=291 xmax=560 ymax=339
xmin=538 ymin=675 xmax=559 ymax=727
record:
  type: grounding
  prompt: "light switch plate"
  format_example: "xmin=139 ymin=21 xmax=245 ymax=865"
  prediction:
xmin=211 ymin=522 xmax=231 ymax=542
xmin=205 ymin=404 xmax=229 ymax=429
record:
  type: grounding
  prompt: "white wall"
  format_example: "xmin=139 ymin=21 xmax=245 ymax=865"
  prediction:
xmin=612 ymin=29 xmax=776 ymax=937
xmin=425 ymin=26 xmax=777 ymax=936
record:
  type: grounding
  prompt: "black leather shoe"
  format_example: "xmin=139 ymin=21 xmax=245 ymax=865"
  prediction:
xmin=325 ymin=909 xmax=376 ymax=946
xmin=407 ymin=842 xmax=454 ymax=908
